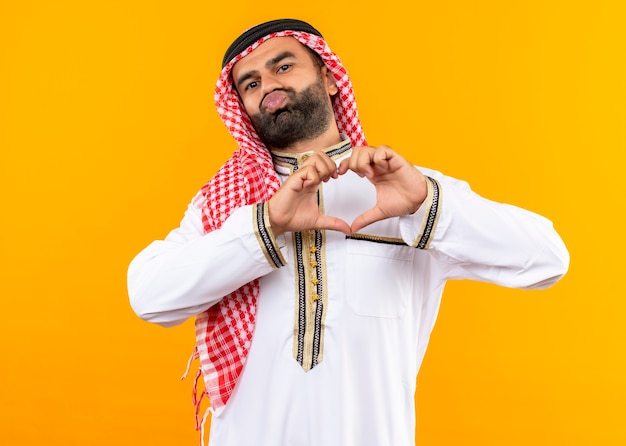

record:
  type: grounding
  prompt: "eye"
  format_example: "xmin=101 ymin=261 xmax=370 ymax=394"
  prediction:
xmin=245 ymin=80 xmax=259 ymax=91
xmin=277 ymin=64 xmax=291 ymax=73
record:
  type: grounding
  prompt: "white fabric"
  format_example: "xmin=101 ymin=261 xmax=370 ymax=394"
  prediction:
xmin=128 ymin=150 xmax=568 ymax=446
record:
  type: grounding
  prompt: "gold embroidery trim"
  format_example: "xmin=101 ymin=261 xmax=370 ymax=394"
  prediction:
xmin=291 ymin=197 xmax=328 ymax=371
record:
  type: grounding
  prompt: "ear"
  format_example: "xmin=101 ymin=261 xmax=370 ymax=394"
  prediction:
xmin=321 ymin=66 xmax=339 ymax=96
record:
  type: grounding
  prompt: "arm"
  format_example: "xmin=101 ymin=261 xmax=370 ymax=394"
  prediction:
xmin=127 ymin=193 xmax=286 ymax=327
xmin=400 ymin=168 xmax=569 ymax=289
xmin=338 ymin=144 xmax=568 ymax=289
xmin=130 ymin=151 xmax=354 ymax=328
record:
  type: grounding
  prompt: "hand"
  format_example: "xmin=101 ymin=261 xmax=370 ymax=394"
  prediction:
xmin=268 ymin=152 xmax=351 ymax=235
xmin=338 ymin=145 xmax=428 ymax=233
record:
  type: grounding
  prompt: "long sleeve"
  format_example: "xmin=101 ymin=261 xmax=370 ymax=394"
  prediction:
xmin=127 ymin=195 xmax=286 ymax=327
xmin=400 ymin=167 xmax=569 ymax=290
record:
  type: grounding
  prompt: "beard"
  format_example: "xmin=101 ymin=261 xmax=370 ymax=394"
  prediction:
xmin=249 ymin=75 xmax=334 ymax=150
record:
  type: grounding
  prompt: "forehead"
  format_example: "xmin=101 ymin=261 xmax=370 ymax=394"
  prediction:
xmin=231 ymin=37 xmax=310 ymax=77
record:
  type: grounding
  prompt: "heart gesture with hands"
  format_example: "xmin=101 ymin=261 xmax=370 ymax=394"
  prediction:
xmin=267 ymin=146 xmax=428 ymax=236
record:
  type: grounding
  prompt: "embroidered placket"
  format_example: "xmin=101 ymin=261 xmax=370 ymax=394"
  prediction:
xmin=293 ymin=217 xmax=327 ymax=371
xmin=274 ymin=143 xmax=349 ymax=371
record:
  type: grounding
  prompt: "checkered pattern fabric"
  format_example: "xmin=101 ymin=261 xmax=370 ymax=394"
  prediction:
xmin=194 ymin=30 xmax=366 ymax=415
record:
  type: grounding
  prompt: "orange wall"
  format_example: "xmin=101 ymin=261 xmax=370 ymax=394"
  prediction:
xmin=1 ymin=1 xmax=625 ymax=445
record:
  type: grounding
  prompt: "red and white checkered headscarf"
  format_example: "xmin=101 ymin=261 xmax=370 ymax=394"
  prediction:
xmin=193 ymin=28 xmax=367 ymax=416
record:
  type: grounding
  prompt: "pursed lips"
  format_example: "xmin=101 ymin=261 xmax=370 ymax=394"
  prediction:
xmin=261 ymin=90 xmax=289 ymax=113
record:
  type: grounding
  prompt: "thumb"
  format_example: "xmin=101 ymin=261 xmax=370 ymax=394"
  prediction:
xmin=350 ymin=208 xmax=385 ymax=234
xmin=315 ymin=215 xmax=352 ymax=235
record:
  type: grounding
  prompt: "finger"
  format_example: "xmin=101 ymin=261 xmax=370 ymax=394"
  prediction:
xmin=339 ymin=145 xmax=393 ymax=177
xmin=347 ymin=146 xmax=376 ymax=177
xmin=371 ymin=145 xmax=393 ymax=165
xmin=315 ymin=214 xmax=352 ymax=235
xmin=337 ymin=157 xmax=349 ymax=175
xmin=301 ymin=153 xmax=338 ymax=180
xmin=337 ymin=153 xmax=364 ymax=177
xmin=350 ymin=207 xmax=386 ymax=234
xmin=288 ymin=164 xmax=323 ymax=192
xmin=337 ymin=146 xmax=361 ymax=175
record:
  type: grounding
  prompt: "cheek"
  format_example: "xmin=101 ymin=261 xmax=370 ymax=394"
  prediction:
xmin=241 ymin=95 xmax=260 ymax=117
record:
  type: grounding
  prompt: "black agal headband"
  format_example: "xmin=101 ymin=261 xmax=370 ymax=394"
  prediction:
xmin=222 ymin=18 xmax=323 ymax=68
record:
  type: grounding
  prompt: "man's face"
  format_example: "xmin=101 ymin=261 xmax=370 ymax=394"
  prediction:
xmin=231 ymin=37 xmax=338 ymax=150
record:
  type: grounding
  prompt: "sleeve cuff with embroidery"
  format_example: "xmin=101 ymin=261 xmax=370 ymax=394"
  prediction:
xmin=399 ymin=176 xmax=442 ymax=249
xmin=253 ymin=202 xmax=287 ymax=269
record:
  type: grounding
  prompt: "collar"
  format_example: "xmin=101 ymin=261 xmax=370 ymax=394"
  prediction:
xmin=272 ymin=136 xmax=352 ymax=175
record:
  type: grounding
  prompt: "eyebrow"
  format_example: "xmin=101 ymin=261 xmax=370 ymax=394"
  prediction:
xmin=235 ymin=51 xmax=297 ymax=91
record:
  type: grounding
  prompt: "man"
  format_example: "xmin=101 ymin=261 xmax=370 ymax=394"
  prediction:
xmin=128 ymin=18 xmax=569 ymax=446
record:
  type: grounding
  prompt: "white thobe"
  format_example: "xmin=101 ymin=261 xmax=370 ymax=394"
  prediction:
xmin=128 ymin=144 xmax=569 ymax=446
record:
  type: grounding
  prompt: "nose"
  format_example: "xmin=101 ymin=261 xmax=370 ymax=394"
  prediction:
xmin=260 ymin=72 xmax=283 ymax=95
